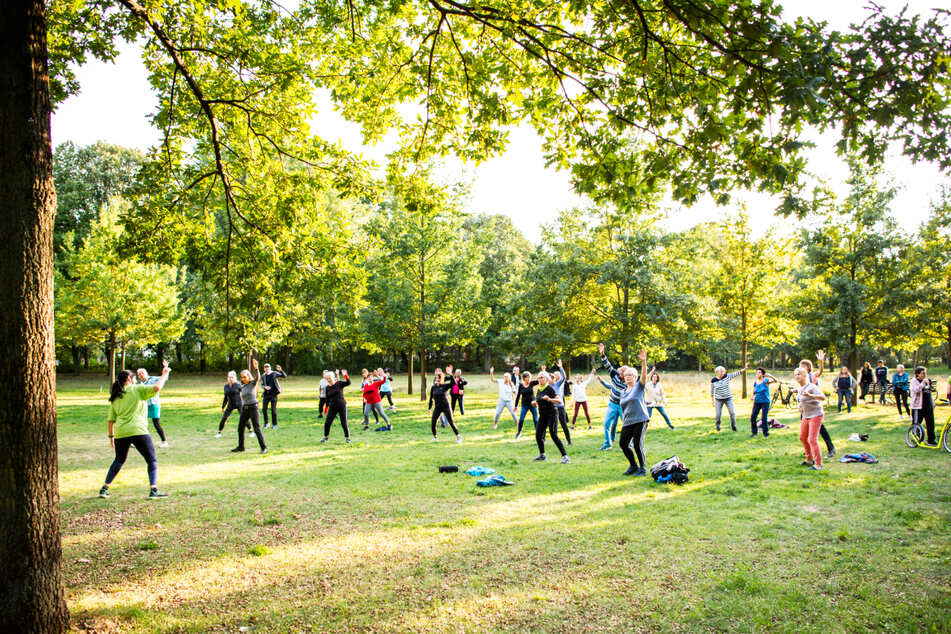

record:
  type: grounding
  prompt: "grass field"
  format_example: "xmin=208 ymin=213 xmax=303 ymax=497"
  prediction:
xmin=58 ymin=371 xmax=950 ymax=633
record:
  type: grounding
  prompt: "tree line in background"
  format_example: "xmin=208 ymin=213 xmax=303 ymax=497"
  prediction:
xmin=54 ymin=142 xmax=951 ymax=399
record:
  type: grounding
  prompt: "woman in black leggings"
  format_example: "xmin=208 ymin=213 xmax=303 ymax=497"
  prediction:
xmin=216 ymin=370 xmax=241 ymax=438
xmin=448 ymin=369 xmax=467 ymax=415
xmin=233 ymin=359 xmax=267 ymax=453
xmin=618 ymin=351 xmax=650 ymax=476
xmin=514 ymin=372 xmax=539 ymax=440
xmin=429 ymin=368 xmax=462 ymax=443
xmin=532 ymin=371 xmax=569 ymax=463
xmin=321 ymin=369 xmax=352 ymax=443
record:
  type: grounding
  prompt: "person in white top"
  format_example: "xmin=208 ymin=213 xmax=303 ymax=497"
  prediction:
xmin=318 ymin=372 xmax=330 ymax=419
xmin=571 ymin=371 xmax=596 ymax=429
xmin=645 ymin=372 xmax=674 ymax=429
xmin=489 ymin=366 xmax=518 ymax=430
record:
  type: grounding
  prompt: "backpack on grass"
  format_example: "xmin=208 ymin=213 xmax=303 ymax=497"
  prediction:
xmin=650 ymin=455 xmax=690 ymax=485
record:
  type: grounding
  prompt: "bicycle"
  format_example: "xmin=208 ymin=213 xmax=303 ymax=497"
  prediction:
xmin=905 ymin=413 xmax=951 ymax=453
xmin=770 ymin=381 xmax=797 ymax=409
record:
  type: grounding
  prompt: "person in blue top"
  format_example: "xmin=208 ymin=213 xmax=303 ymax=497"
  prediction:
xmin=136 ymin=368 xmax=168 ymax=447
xmin=597 ymin=342 xmax=629 ymax=450
xmin=618 ymin=349 xmax=650 ymax=476
xmin=379 ymin=368 xmax=396 ymax=412
xmin=750 ymin=367 xmax=778 ymax=437
xmin=891 ymin=363 xmax=910 ymax=419
xmin=875 ymin=361 xmax=888 ymax=404
xmin=834 ymin=367 xmax=854 ymax=413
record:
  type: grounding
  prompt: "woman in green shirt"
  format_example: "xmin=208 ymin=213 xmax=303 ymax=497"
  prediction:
xmin=99 ymin=361 xmax=171 ymax=499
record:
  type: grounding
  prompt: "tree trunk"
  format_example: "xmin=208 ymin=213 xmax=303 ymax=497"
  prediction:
xmin=0 ymin=2 xmax=70 ymax=630
xmin=228 ymin=352 xmax=234 ymax=369
xmin=175 ymin=341 xmax=183 ymax=365
xmin=419 ymin=347 xmax=427 ymax=402
xmin=419 ymin=255 xmax=427 ymax=401
xmin=199 ymin=342 xmax=206 ymax=375
xmin=849 ymin=321 xmax=858 ymax=377
xmin=946 ymin=321 xmax=951 ymax=370
xmin=82 ymin=345 xmax=89 ymax=370
xmin=407 ymin=346 xmax=414 ymax=395
xmin=120 ymin=343 xmax=126 ymax=372
xmin=484 ymin=347 xmax=491 ymax=372
xmin=156 ymin=343 xmax=165 ymax=370
xmin=106 ymin=334 xmax=117 ymax=385
xmin=740 ymin=311 xmax=748 ymax=398
xmin=70 ymin=345 xmax=81 ymax=376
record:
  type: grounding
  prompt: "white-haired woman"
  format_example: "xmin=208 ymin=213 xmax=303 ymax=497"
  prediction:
xmin=233 ymin=359 xmax=267 ymax=453
xmin=619 ymin=351 xmax=650 ymax=475
xmin=794 ymin=366 xmax=826 ymax=470
xmin=489 ymin=366 xmax=518 ymax=429
xmin=321 ymin=369 xmax=352 ymax=443
xmin=710 ymin=364 xmax=746 ymax=431
xmin=532 ymin=371 xmax=569 ymax=463
xmin=216 ymin=370 xmax=241 ymax=438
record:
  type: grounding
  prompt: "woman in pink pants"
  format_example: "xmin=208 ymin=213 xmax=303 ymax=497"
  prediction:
xmin=795 ymin=367 xmax=827 ymax=470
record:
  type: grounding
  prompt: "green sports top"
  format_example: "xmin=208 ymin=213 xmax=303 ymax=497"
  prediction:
xmin=107 ymin=384 xmax=155 ymax=438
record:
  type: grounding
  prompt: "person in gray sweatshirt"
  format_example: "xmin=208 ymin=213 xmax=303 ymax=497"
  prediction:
xmin=233 ymin=358 xmax=267 ymax=454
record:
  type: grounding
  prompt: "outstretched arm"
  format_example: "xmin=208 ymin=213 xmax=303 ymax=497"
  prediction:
xmin=638 ymin=351 xmax=648 ymax=386
xmin=814 ymin=350 xmax=825 ymax=378
xmin=152 ymin=361 xmax=171 ymax=393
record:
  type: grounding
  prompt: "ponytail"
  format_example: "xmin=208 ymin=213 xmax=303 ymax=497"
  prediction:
xmin=109 ymin=370 xmax=134 ymax=402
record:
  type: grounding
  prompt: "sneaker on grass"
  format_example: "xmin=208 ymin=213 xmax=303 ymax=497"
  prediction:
xmin=98 ymin=486 xmax=109 ymax=499
xmin=561 ymin=456 xmax=570 ymax=464
xmin=148 ymin=488 xmax=168 ymax=498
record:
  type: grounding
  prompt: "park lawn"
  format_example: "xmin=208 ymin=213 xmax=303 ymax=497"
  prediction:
xmin=57 ymin=372 xmax=950 ymax=633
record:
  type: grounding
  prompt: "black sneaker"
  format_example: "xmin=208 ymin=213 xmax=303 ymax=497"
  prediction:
xmin=320 ymin=437 xmax=329 ymax=443
xmin=749 ymin=433 xmax=757 ymax=438
xmin=260 ymin=447 xmax=268 ymax=454
xmin=98 ymin=486 xmax=109 ymax=499
xmin=533 ymin=454 xmax=546 ymax=461
xmin=231 ymin=447 xmax=245 ymax=452
xmin=731 ymin=425 xmax=737 ymax=432
xmin=633 ymin=468 xmax=647 ymax=477
xmin=800 ymin=461 xmax=813 ymax=467
xmin=148 ymin=488 xmax=168 ymax=498
xmin=623 ymin=467 xmax=636 ymax=476
xmin=826 ymin=449 xmax=836 ymax=458
xmin=345 ymin=437 xmax=352 ymax=443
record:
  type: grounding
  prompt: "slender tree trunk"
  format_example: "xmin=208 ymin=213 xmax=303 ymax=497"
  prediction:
xmin=407 ymin=346 xmax=414 ymax=395
xmin=946 ymin=321 xmax=951 ymax=370
xmin=0 ymin=2 xmax=69 ymax=629
xmin=120 ymin=343 xmax=126 ymax=372
xmin=82 ymin=345 xmax=89 ymax=370
xmin=199 ymin=342 xmax=206 ymax=375
xmin=419 ymin=256 xmax=427 ymax=401
xmin=106 ymin=334 xmax=117 ymax=385
xmin=849 ymin=321 xmax=858 ymax=377
xmin=175 ymin=341 xmax=183 ymax=365
xmin=741 ymin=311 xmax=748 ymax=398
xmin=70 ymin=345 xmax=81 ymax=376
xmin=156 ymin=343 xmax=165 ymax=370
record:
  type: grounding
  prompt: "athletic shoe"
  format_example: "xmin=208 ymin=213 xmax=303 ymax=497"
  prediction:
xmin=567 ymin=440 xmax=572 ymax=446
xmin=633 ymin=468 xmax=647 ymax=476
xmin=159 ymin=441 xmax=169 ymax=448
xmin=346 ymin=438 xmax=352 ymax=443
xmin=98 ymin=486 xmax=109 ymax=499
xmin=386 ymin=425 xmax=393 ymax=431
xmin=800 ymin=461 xmax=813 ymax=466
xmin=749 ymin=433 xmax=757 ymax=438
xmin=214 ymin=432 xmax=222 ymax=438
xmin=514 ymin=433 xmax=521 ymax=440
xmin=715 ymin=426 xmax=721 ymax=432
xmin=231 ymin=447 xmax=245 ymax=452
xmin=731 ymin=425 xmax=737 ymax=432
xmin=533 ymin=454 xmax=546 ymax=461
xmin=271 ymin=426 xmax=278 ymax=430
xmin=148 ymin=489 xmax=168 ymax=498
xmin=808 ymin=465 xmax=822 ymax=471
xmin=667 ymin=424 xmax=675 ymax=430
xmin=456 ymin=435 xmax=463 ymax=444
xmin=431 ymin=436 xmax=438 ymax=442
xmin=260 ymin=447 xmax=268 ymax=454
xmin=363 ymin=425 xmax=369 ymax=431
xmin=320 ymin=437 xmax=329 ymax=443
xmin=561 ymin=456 xmax=570 ymax=464
xmin=827 ymin=449 xmax=836 ymax=458
xmin=924 ymin=441 xmax=939 ymax=447
xmin=600 ymin=443 xmax=612 ymax=451
xmin=493 ymin=423 xmax=498 ymax=429
xmin=623 ymin=467 xmax=636 ymax=476
xmin=763 ymin=433 xmax=769 ymax=438
xmin=263 ymin=424 xmax=270 ymax=430
xmin=374 ymin=426 xmax=387 ymax=432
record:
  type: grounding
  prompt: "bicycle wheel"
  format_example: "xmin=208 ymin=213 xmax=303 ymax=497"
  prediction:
xmin=942 ymin=419 xmax=951 ymax=453
xmin=905 ymin=424 xmax=924 ymax=448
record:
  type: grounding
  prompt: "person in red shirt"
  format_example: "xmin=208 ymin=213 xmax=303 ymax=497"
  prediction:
xmin=362 ymin=369 xmax=391 ymax=431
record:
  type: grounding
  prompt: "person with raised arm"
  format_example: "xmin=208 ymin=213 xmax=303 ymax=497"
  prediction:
xmin=429 ymin=367 xmax=462 ymax=443
xmin=489 ymin=366 xmax=518 ymax=430
xmin=597 ymin=342 xmax=628 ymax=450
xmin=233 ymin=359 xmax=267 ymax=454
xmin=710 ymin=364 xmax=747 ymax=432
xmin=260 ymin=363 xmax=286 ymax=430
xmin=513 ymin=371 xmax=539 ymax=439
xmin=618 ymin=350 xmax=651 ymax=476
xmin=321 ymin=369 xmax=352 ymax=444
xmin=645 ymin=370 xmax=674 ymax=430
xmin=216 ymin=370 xmax=242 ymax=438
xmin=798 ymin=350 xmax=835 ymax=457
xmin=750 ymin=368 xmax=778 ymax=437
xmin=551 ymin=360 xmax=572 ymax=445
xmin=571 ymin=369 xmax=597 ymax=430
xmin=794 ymin=366 xmax=826 ymax=470
xmin=99 ymin=360 xmax=172 ymax=499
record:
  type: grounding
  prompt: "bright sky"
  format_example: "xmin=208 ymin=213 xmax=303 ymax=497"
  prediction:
xmin=51 ymin=1 xmax=947 ymax=242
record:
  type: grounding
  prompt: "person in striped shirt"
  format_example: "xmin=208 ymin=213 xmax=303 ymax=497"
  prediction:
xmin=597 ymin=342 xmax=629 ymax=450
xmin=710 ymin=365 xmax=746 ymax=431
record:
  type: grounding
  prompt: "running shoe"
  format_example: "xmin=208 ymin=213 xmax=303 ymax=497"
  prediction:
xmin=749 ymin=433 xmax=757 ymax=438
xmin=260 ymin=447 xmax=268 ymax=454
xmin=159 ymin=441 xmax=169 ymax=448
xmin=623 ymin=467 xmax=636 ymax=476
xmin=374 ymin=426 xmax=388 ymax=432
xmin=148 ymin=489 xmax=168 ymax=498
xmin=98 ymin=486 xmax=109 ymax=499
xmin=214 ymin=432 xmax=222 ymax=438
xmin=800 ymin=460 xmax=813 ymax=466
xmin=514 ymin=433 xmax=521 ymax=440
xmin=633 ymin=468 xmax=647 ymax=477
xmin=320 ymin=437 xmax=329 ymax=443
xmin=599 ymin=443 xmax=612 ymax=451
xmin=827 ymin=449 xmax=836 ymax=458
xmin=560 ymin=456 xmax=570 ymax=464
xmin=533 ymin=454 xmax=546 ymax=461
xmin=808 ymin=465 xmax=822 ymax=471
xmin=231 ymin=447 xmax=245 ymax=453
xmin=346 ymin=438 xmax=352 ymax=443
xmin=456 ymin=435 xmax=463 ymax=444
xmin=431 ymin=436 xmax=438 ymax=442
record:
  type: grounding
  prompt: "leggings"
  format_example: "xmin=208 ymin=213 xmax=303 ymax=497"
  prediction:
xmin=238 ymin=405 xmax=266 ymax=450
xmin=218 ymin=405 xmax=238 ymax=431
xmin=364 ymin=402 xmax=390 ymax=426
xmin=648 ymin=405 xmax=673 ymax=429
xmin=860 ymin=381 xmax=870 ymax=399
xmin=800 ymin=415 xmax=824 ymax=467
xmin=262 ymin=395 xmax=278 ymax=427
xmin=317 ymin=396 xmax=327 ymax=417
xmin=557 ymin=407 xmax=571 ymax=444
xmin=603 ymin=400 xmax=622 ymax=445
xmin=572 ymin=401 xmax=591 ymax=426
xmin=535 ymin=412 xmax=567 ymax=457
xmin=494 ymin=398 xmax=517 ymax=425
xmin=913 ymin=406 xmax=936 ymax=444
xmin=714 ymin=398 xmax=736 ymax=428
xmin=894 ymin=388 xmax=909 ymax=416
xmin=105 ymin=434 xmax=157 ymax=487
xmin=818 ymin=424 xmax=834 ymax=452
xmin=619 ymin=422 xmax=647 ymax=469
xmin=451 ymin=392 xmax=465 ymax=414
xmin=517 ymin=404 xmax=538 ymax=436
xmin=431 ymin=401 xmax=459 ymax=436
xmin=324 ymin=402 xmax=350 ymax=438
xmin=381 ymin=391 xmax=394 ymax=406
xmin=150 ymin=418 xmax=166 ymax=442
xmin=750 ymin=402 xmax=769 ymax=435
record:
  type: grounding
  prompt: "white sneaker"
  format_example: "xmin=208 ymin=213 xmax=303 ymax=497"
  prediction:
xmin=159 ymin=441 xmax=169 ymax=448
xmin=561 ymin=455 xmax=570 ymax=464
xmin=431 ymin=436 xmax=438 ymax=442
xmin=214 ymin=432 xmax=222 ymax=438
xmin=456 ymin=435 xmax=463 ymax=444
